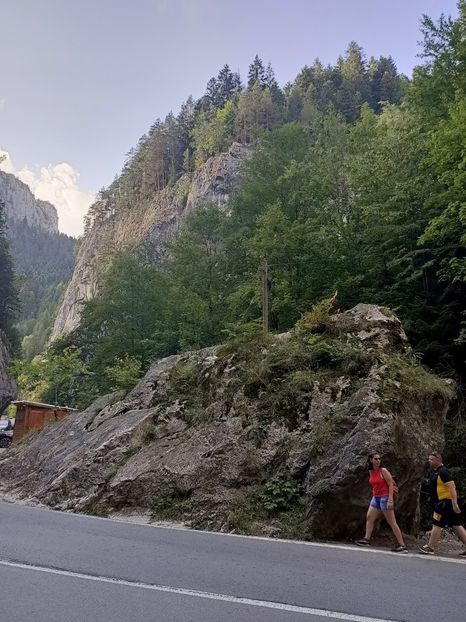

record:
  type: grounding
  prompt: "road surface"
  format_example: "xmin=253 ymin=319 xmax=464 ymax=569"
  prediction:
xmin=0 ymin=501 xmax=464 ymax=621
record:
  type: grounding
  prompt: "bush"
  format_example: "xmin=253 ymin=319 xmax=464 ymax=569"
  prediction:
xmin=105 ymin=355 xmax=143 ymax=392
xmin=295 ymin=297 xmax=334 ymax=334
xmin=259 ymin=476 xmax=302 ymax=512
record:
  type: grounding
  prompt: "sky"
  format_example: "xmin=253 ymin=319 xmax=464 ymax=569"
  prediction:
xmin=0 ymin=0 xmax=460 ymax=237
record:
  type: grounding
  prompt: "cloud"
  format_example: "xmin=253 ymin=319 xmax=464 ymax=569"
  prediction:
xmin=0 ymin=149 xmax=94 ymax=237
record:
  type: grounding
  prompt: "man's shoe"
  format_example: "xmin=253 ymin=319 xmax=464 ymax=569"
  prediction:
xmin=419 ymin=544 xmax=435 ymax=555
xmin=392 ymin=544 xmax=408 ymax=553
xmin=354 ymin=538 xmax=370 ymax=546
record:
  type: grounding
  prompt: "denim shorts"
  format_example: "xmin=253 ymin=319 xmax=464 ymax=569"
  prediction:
xmin=370 ymin=496 xmax=389 ymax=511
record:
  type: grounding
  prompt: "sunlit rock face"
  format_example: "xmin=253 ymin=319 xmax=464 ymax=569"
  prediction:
xmin=0 ymin=170 xmax=58 ymax=234
xmin=0 ymin=305 xmax=453 ymax=540
xmin=51 ymin=143 xmax=252 ymax=340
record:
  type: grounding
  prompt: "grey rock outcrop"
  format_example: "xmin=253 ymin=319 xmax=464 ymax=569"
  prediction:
xmin=51 ymin=143 xmax=252 ymax=340
xmin=0 ymin=336 xmax=17 ymax=413
xmin=0 ymin=170 xmax=58 ymax=233
xmin=0 ymin=305 xmax=453 ymax=540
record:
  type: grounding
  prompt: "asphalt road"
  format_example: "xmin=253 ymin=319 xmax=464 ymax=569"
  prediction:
xmin=0 ymin=501 xmax=464 ymax=622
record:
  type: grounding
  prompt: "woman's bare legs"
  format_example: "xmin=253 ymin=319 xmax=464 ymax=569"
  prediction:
xmin=364 ymin=506 xmax=382 ymax=540
xmin=382 ymin=509 xmax=405 ymax=545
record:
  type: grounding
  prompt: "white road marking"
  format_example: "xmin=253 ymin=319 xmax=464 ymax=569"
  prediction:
xmin=0 ymin=558 xmax=399 ymax=622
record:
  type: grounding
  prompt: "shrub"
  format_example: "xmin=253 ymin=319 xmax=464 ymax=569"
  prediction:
xmin=381 ymin=353 xmax=454 ymax=403
xmin=259 ymin=476 xmax=302 ymax=512
xmin=295 ymin=297 xmax=334 ymax=334
xmin=105 ymin=355 xmax=143 ymax=392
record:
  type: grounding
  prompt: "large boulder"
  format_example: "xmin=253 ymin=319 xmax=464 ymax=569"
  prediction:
xmin=0 ymin=305 xmax=453 ymax=540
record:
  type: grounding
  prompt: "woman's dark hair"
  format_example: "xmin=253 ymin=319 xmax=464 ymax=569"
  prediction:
xmin=366 ymin=452 xmax=381 ymax=470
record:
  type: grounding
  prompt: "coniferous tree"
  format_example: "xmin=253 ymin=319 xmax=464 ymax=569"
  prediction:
xmin=216 ymin=64 xmax=242 ymax=107
xmin=205 ymin=76 xmax=219 ymax=109
xmin=338 ymin=41 xmax=369 ymax=122
xmin=202 ymin=65 xmax=242 ymax=111
xmin=368 ymin=56 xmax=402 ymax=112
xmin=0 ymin=201 xmax=19 ymax=349
xmin=247 ymin=55 xmax=266 ymax=89
xmin=265 ymin=62 xmax=285 ymax=108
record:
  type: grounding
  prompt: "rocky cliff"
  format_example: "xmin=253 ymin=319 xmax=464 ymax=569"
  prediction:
xmin=51 ymin=143 xmax=251 ymax=339
xmin=0 ymin=170 xmax=58 ymax=233
xmin=0 ymin=336 xmax=17 ymax=412
xmin=0 ymin=305 xmax=453 ymax=540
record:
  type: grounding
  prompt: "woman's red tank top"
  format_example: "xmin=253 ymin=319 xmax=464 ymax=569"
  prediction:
xmin=369 ymin=469 xmax=389 ymax=497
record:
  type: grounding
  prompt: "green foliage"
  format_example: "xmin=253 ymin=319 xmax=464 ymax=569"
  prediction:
xmin=151 ymin=493 xmax=193 ymax=521
xmin=311 ymin=416 xmax=339 ymax=457
xmin=8 ymin=218 xmax=75 ymax=322
xmin=105 ymin=355 xmax=143 ymax=392
xmin=0 ymin=201 xmax=20 ymax=350
xmin=236 ymin=83 xmax=282 ymax=144
xmin=167 ymin=204 xmax=230 ymax=351
xmin=380 ymin=353 xmax=455 ymax=406
xmin=227 ymin=487 xmax=307 ymax=539
xmin=191 ymin=101 xmax=236 ymax=166
xmin=216 ymin=308 xmax=373 ymax=428
xmin=76 ymin=251 xmax=170 ymax=385
xmin=11 ymin=345 xmax=91 ymax=407
xmin=219 ymin=320 xmax=270 ymax=357
xmin=168 ymin=360 xmax=205 ymax=405
xmin=295 ymin=298 xmax=334 ymax=334
xmin=19 ymin=282 xmax=68 ymax=361
xmin=259 ymin=476 xmax=302 ymax=512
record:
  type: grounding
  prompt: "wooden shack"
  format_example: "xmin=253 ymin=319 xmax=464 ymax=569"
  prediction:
xmin=11 ymin=400 xmax=75 ymax=442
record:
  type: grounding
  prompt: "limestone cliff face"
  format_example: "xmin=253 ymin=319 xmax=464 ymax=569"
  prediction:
xmin=51 ymin=143 xmax=251 ymax=340
xmin=0 ymin=305 xmax=453 ymax=540
xmin=0 ymin=337 xmax=16 ymax=412
xmin=0 ymin=170 xmax=58 ymax=233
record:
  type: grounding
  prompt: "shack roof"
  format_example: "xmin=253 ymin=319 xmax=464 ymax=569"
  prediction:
xmin=11 ymin=400 xmax=77 ymax=412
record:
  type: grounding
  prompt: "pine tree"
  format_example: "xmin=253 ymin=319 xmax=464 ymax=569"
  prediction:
xmin=0 ymin=201 xmax=20 ymax=349
xmin=217 ymin=64 xmax=242 ymax=107
xmin=265 ymin=62 xmax=285 ymax=108
xmin=338 ymin=41 xmax=370 ymax=122
xmin=247 ymin=55 xmax=266 ymax=89
xmin=368 ymin=56 xmax=402 ymax=112
xmin=205 ymin=76 xmax=219 ymax=109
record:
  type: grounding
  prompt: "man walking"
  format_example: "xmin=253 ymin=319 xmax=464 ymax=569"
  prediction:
xmin=420 ymin=451 xmax=466 ymax=556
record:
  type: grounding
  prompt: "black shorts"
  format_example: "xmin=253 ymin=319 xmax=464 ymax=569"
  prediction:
xmin=432 ymin=500 xmax=462 ymax=527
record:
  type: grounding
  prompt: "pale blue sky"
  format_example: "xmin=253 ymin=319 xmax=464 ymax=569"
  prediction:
xmin=0 ymin=0 xmax=459 ymax=235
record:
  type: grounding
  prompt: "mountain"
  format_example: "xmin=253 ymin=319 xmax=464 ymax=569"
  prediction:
xmin=50 ymin=49 xmax=405 ymax=341
xmin=0 ymin=170 xmax=76 ymax=358
xmin=51 ymin=142 xmax=251 ymax=339
xmin=0 ymin=170 xmax=58 ymax=233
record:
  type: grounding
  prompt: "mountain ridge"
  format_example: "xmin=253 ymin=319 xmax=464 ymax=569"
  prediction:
xmin=0 ymin=170 xmax=59 ymax=234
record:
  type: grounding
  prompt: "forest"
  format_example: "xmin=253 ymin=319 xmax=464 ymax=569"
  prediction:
xmin=3 ymin=4 xmax=465 ymax=491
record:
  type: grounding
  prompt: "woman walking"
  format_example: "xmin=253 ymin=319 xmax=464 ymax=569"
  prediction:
xmin=355 ymin=452 xmax=407 ymax=552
